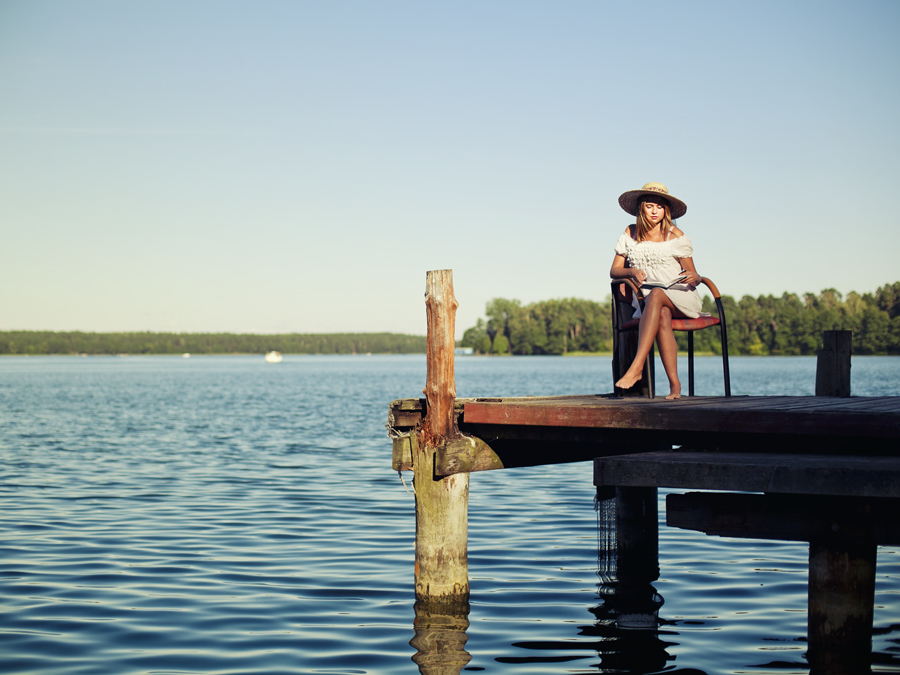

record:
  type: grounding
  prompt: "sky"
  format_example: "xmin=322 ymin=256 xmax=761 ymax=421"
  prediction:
xmin=1 ymin=0 xmax=898 ymax=338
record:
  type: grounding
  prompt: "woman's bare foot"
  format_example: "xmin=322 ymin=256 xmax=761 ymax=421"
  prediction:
xmin=615 ymin=369 xmax=642 ymax=390
xmin=665 ymin=384 xmax=681 ymax=400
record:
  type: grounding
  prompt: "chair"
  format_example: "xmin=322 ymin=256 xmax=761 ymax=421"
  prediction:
xmin=611 ymin=278 xmax=731 ymax=397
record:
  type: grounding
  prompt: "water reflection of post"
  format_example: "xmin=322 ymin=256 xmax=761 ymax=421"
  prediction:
xmin=593 ymin=486 xmax=670 ymax=671
xmin=410 ymin=600 xmax=472 ymax=674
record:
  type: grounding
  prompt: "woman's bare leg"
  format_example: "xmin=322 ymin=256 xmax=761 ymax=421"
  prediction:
xmin=615 ymin=290 xmax=677 ymax=390
xmin=656 ymin=306 xmax=681 ymax=399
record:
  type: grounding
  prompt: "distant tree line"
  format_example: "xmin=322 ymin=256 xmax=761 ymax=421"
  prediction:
xmin=0 ymin=332 xmax=427 ymax=356
xmin=460 ymin=282 xmax=900 ymax=356
xmin=461 ymin=298 xmax=611 ymax=355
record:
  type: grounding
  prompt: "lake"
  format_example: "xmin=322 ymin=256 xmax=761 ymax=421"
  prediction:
xmin=1 ymin=354 xmax=898 ymax=674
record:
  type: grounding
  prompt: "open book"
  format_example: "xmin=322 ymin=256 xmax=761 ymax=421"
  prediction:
xmin=641 ymin=273 xmax=687 ymax=290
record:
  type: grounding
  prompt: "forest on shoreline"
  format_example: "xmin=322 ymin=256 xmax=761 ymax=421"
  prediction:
xmin=0 ymin=332 xmax=426 ymax=356
xmin=460 ymin=282 xmax=900 ymax=356
xmin=4 ymin=282 xmax=899 ymax=357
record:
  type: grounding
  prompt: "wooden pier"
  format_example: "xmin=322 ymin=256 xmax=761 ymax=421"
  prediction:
xmin=392 ymin=270 xmax=900 ymax=673
xmin=392 ymin=394 xmax=900 ymax=477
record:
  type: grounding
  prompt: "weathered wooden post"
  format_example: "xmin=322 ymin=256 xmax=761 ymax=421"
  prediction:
xmin=815 ymin=330 xmax=851 ymax=397
xmin=616 ymin=487 xmax=660 ymax=584
xmin=808 ymin=538 xmax=876 ymax=674
xmin=809 ymin=330 xmax=873 ymax=673
xmin=414 ymin=269 xmax=469 ymax=605
xmin=595 ymin=484 xmax=663 ymax=631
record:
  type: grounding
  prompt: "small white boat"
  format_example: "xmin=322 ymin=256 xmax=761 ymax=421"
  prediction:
xmin=264 ymin=351 xmax=283 ymax=364
xmin=182 ymin=353 xmax=191 ymax=359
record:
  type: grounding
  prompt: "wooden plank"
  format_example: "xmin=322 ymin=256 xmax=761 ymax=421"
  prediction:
xmin=594 ymin=451 xmax=900 ymax=498
xmin=828 ymin=397 xmax=900 ymax=412
xmin=388 ymin=398 xmax=425 ymax=428
xmin=435 ymin=435 xmax=504 ymax=475
xmin=392 ymin=434 xmax=413 ymax=471
xmin=666 ymin=492 xmax=900 ymax=545
xmin=721 ymin=398 xmax=859 ymax=411
xmin=614 ymin=396 xmax=895 ymax=413
xmin=732 ymin=397 xmax=894 ymax=412
xmin=393 ymin=411 xmax=424 ymax=427
xmin=463 ymin=397 xmax=900 ymax=439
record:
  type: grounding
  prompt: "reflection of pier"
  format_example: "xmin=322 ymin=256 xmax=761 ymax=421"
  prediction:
xmin=389 ymin=271 xmax=900 ymax=674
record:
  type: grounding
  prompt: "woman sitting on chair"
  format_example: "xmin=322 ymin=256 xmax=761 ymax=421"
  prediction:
xmin=610 ymin=182 xmax=702 ymax=400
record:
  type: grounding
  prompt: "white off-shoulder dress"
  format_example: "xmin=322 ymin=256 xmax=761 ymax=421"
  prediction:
xmin=614 ymin=231 xmax=702 ymax=319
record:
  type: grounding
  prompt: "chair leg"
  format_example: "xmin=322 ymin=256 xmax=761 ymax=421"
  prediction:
xmin=715 ymin=298 xmax=731 ymax=397
xmin=646 ymin=344 xmax=655 ymax=398
xmin=687 ymin=332 xmax=694 ymax=396
xmin=612 ymin=331 xmax=621 ymax=385
xmin=721 ymin=338 xmax=731 ymax=397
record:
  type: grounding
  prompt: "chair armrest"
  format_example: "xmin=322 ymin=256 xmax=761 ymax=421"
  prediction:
xmin=699 ymin=277 xmax=721 ymax=299
xmin=611 ymin=277 xmax=644 ymax=301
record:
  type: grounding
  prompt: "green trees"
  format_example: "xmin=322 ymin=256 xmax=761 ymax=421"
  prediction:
xmin=5 ymin=283 xmax=900 ymax=357
xmin=461 ymin=297 xmax=612 ymax=355
xmin=0 ymin=332 xmax=427 ymax=356
xmin=460 ymin=282 xmax=900 ymax=356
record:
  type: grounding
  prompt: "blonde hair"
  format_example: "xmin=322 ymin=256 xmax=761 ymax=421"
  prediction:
xmin=634 ymin=198 xmax=674 ymax=242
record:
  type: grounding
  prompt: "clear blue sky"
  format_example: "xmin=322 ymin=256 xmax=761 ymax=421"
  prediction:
xmin=2 ymin=0 xmax=898 ymax=337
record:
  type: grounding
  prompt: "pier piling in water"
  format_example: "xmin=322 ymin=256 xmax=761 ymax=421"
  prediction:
xmin=414 ymin=269 xmax=469 ymax=605
xmin=808 ymin=538 xmax=877 ymax=674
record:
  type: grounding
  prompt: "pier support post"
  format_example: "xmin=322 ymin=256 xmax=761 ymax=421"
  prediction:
xmin=616 ymin=487 xmax=659 ymax=583
xmin=808 ymin=538 xmax=876 ymax=674
xmin=595 ymin=486 xmax=662 ymax=630
xmin=815 ymin=330 xmax=851 ymax=397
xmin=414 ymin=270 xmax=469 ymax=605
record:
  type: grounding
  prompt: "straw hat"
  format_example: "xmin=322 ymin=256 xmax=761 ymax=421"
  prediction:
xmin=618 ymin=182 xmax=687 ymax=220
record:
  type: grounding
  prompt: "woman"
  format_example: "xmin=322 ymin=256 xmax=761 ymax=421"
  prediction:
xmin=610 ymin=182 xmax=702 ymax=400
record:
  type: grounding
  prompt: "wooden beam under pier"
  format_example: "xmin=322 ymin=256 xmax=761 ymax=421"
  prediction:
xmin=666 ymin=491 xmax=900 ymax=545
xmin=594 ymin=451 xmax=900 ymax=499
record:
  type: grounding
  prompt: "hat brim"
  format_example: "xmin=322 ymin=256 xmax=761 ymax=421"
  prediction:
xmin=618 ymin=189 xmax=687 ymax=220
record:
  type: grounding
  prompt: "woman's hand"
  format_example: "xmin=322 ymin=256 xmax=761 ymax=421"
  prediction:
xmin=630 ymin=268 xmax=647 ymax=284
xmin=678 ymin=258 xmax=701 ymax=287
xmin=681 ymin=270 xmax=701 ymax=287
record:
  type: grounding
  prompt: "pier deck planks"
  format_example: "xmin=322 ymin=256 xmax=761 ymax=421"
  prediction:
xmin=461 ymin=395 xmax=900 ymax=441
xmin=389 ymin=395 xmax=900 ymax=476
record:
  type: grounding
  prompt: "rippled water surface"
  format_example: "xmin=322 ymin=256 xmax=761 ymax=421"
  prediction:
xmin=1 ymin=354 xmax=898 ymax=674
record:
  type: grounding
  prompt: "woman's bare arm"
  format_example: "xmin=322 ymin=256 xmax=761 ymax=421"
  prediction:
xmin=678 ymin=257 xmax=701 ymax=287
xmin=610 ymin=254 xmax=646 ymax=284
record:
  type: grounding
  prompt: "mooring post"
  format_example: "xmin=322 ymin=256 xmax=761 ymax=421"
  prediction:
xmin=414 ymin=269 xmax=469 ymax=605
xmin=815 ymin=330 xmax=851 ymax=397
xmin=809 ymin=330 xmax=873 ymax=673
